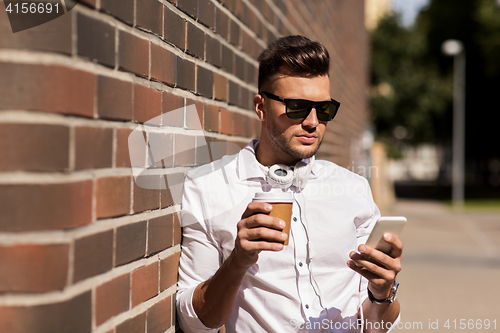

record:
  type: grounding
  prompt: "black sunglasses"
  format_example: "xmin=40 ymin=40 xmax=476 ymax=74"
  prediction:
xmin=260 ymin=91 xmax=340 ymax=121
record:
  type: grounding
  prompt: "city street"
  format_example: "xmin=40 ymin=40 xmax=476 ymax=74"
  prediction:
xmin=390 ymin=200 xmax=500 ymax=332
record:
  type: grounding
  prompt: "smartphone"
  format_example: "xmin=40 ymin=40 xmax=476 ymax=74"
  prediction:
xmin=365 ymin=216 xmax=407 ymax=254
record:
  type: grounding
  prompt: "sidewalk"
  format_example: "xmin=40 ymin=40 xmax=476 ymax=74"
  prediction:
xmin=389 ymin=200 xmax=500 ymax=332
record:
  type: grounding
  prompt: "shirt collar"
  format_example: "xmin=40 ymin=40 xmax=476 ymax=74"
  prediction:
xmin=236 ymin=139 xmax=317 ymax=181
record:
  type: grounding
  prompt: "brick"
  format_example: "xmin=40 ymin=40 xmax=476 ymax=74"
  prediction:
xmin=221 ymin=44 xmax=234 ymax=73
xmin=161 ymin=172 xmax=184 ymax=208
xmin=95 ymin=274 xmax=130 ymax=325
xmin=162 ymin=91 xmax=184 ymax=126
xmin=204 ymin=104 xmax=220 ymax=132
xmin=136 ymin=0 xmax=163 ymax=35
xmin=97 ymin=76 xmax=133 ymax=120
xmin=147 ymin=214 xmax=174 ymax=256
xmin=75 ymin=126 xmax=113 ymax=170
xmin=196 ymin=66 xmax=213 ymax=98
xmin=187 ymin=22 xmax=205 ymax=59
xmin=0 ymin=180 xmax=92 ymax=232
xmin=146 ymin=296 xmax=172 ymax=333
xmin=235 ymin=55 xmax=245 ymax=80
xmin=177 ymin=0 xmax=197 ymax=17
xmin=174 ymin=134 xmax=196 ymax=166
xmin=176 ymin=58 xmax=195 ymax=91
xmin=198 ymin=0 xmax=215 ymax=29
xmin=96 ymin=176 xmax=131 ymax=219
xmin=0 ymin=8 xmax=71 ymax=54
xmin=229 ymin=19 xmax=240 ymax=46
xmin=77 ymin=13 xmax=115 ymax=68
xmin=228 ymin=80 xmax=240 ymax=106
xmin=116 ymin=312 xmax=146 ymax=333
xmin=74 ymin=230 xmax=114 ymax=283
xmin=101 ymin=0 xmax=134 ymax=25
xmin=164 ymin=6 xmax=186 ymax=50
xmin=115 ymin=221 xmax=147 ymax=266
xmin=220 ymin=108 xmax=233 ymax=134
xmin=0 ymin=62 xmax=95 ymax=118
xmin=116 ymin=128 xmax=133 ymax=168
xmin=186 ymin=100 xmax=204 ymax=130
xmin=148 ymin=132 xmax=174 ymax=168
xmin=241 ymin=87 xmax=251 ymax=110
xmin=0 ymin=123 xmax=69 ymax=171
xmin=0 ymin=292 xmax=91 ymax=333
xmin=246 ymin=62 xmax=257 ymax=85
xmin=206 ymin=36 xmax=221 ymax=67
xmin=134 ymin=85 xmax=162 ymax=124
xmin=0 ymin=244 xmax=68 ymax=293
xmin=243 ymin=3 xmax=258 ymax=32
xmin=215 ymin=8 xmax=229 ymax=39
xmin=118 ymin=31 xmax=149 ymax=78
xmin=174 ymin=212 xmax=182 ymax=245
xmin=151 ymin=44 xmax=177 ymax=86
xmin=160 ymin=252 xmax=180 ymax=291
xmin=214 ymin=73 xmax=227 ymax=101
xmin=131 ymin=263 xmax=159 ymax=307
xmin=233 ymin=112 xmax=247 ymax=137
xmin=133 ymin=175 xmax=161 ymax=213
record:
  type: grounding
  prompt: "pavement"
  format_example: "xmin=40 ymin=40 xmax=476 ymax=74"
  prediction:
xmin=389 ymin=199 xmax=500 ymax=332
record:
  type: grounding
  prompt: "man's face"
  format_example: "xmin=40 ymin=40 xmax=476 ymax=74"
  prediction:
xmin=259 ymin=74 xmax=331 ymax=165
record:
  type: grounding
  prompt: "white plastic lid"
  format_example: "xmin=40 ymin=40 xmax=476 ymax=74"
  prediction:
xmin=252 ymin=192 xmax=294 ymax=203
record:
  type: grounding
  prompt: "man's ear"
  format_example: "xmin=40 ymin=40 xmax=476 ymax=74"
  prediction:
xmin=254 ymin=94 xmax=265 ymax=121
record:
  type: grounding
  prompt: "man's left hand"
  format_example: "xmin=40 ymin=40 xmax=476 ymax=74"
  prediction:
xmin=347 ymin=233 xmax=403 ymax=300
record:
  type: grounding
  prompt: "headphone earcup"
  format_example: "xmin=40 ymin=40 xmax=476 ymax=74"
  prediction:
xmin=267 ymin=164 xmax=294 ymax=188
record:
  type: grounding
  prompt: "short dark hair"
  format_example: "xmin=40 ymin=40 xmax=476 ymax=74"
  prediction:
xmin=257 ymin=35 xmax=330 ymax=91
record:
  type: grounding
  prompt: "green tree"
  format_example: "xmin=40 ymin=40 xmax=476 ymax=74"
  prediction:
xmin=370 ymin=13 xmax=452 ymax=158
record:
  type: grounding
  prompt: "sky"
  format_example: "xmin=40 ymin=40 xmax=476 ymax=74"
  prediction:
xmin=392 ymin=0 xmax=431 ymax=26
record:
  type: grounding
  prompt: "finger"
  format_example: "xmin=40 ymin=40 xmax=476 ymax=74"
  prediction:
xmin=239 ymin=238 xmax=284 ymax=252
xmin=243 ymin=227 xmax=288 ymax=243
xmin=357 ymin=245 xmax=401 ymax=273
xmin=241 ymin=214 xmax=285 ymax=231
xmin=241 ymin=202 xmax=273 ymax=219
xmin=347 ymin=259 xmax=386 ymax=282
xmin=383 ymin=233 xmax=404 ymax=258
xmin=349 ymin=251 xmax=397 ymax=281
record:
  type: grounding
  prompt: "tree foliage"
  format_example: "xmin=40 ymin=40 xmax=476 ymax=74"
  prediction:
xmin=371 ymin=0 xmax=500 ymax=164
xmin=370 ymin=13 xmax=452 ymax=156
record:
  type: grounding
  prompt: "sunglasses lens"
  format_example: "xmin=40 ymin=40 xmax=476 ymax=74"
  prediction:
xmin=286 ymin=100 xmax=313 ymax=119
xmin=317 ymin=103 xmax=338 ymax=121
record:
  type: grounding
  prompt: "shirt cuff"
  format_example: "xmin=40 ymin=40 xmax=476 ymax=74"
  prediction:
xmin=177 ymin=286 xmax=221 ymax=333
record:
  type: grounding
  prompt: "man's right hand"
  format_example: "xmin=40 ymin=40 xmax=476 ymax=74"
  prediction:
xmin=192 ymin=201 xmax=288 ymax=328
xmin=232 ymin=201 xmax=288 ymax=270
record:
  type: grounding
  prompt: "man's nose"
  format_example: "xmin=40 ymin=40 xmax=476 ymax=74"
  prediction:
xmin=302 ymin=108 xmax=319 ymax=128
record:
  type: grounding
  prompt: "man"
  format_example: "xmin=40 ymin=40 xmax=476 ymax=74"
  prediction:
xmin=177 ymin=35 xmax=403 ymax=332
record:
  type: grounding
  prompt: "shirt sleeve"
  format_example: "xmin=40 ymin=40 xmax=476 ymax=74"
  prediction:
xmin=176 ymin=173 xmax=223 ymax=333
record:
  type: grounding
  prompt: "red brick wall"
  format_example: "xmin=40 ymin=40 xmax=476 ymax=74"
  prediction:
xmin=0 ymin=0 xmax=368 ymax=332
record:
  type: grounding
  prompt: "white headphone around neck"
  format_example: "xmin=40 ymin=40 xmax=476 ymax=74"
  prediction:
xmin=265 ymin=156 xmax=315 ymax=190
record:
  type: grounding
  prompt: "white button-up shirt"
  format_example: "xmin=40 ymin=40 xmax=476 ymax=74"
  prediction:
xmin=177 ymin=140 xmax=381 ymax=333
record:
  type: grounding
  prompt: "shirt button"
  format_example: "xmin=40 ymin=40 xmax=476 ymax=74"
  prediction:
xmin=299 ymin=262 xmax=303 ymax=267
xmin=293 ymin=217 xmax=297 ymax=222
xmin=305 ymin=304 xmax=309 ymax=309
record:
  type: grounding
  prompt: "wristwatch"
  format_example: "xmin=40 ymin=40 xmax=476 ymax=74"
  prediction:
xmin=367 ymin=280 xmax=399 ymax=304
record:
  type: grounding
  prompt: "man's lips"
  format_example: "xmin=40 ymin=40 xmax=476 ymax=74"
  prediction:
xmin=296 ymin=134 xmax=317 ymax=143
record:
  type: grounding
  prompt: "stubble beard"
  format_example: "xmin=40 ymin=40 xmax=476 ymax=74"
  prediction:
xmin=266 ymin=116 xmax=324 ymax=161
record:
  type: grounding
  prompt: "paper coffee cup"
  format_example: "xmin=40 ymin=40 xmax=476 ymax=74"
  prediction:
xmin=253 ymin=192 xmax=294 ymax=246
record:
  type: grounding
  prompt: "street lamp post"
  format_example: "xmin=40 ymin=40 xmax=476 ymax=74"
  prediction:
xmin=442 ymin=39 xmax=465 ymax=208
